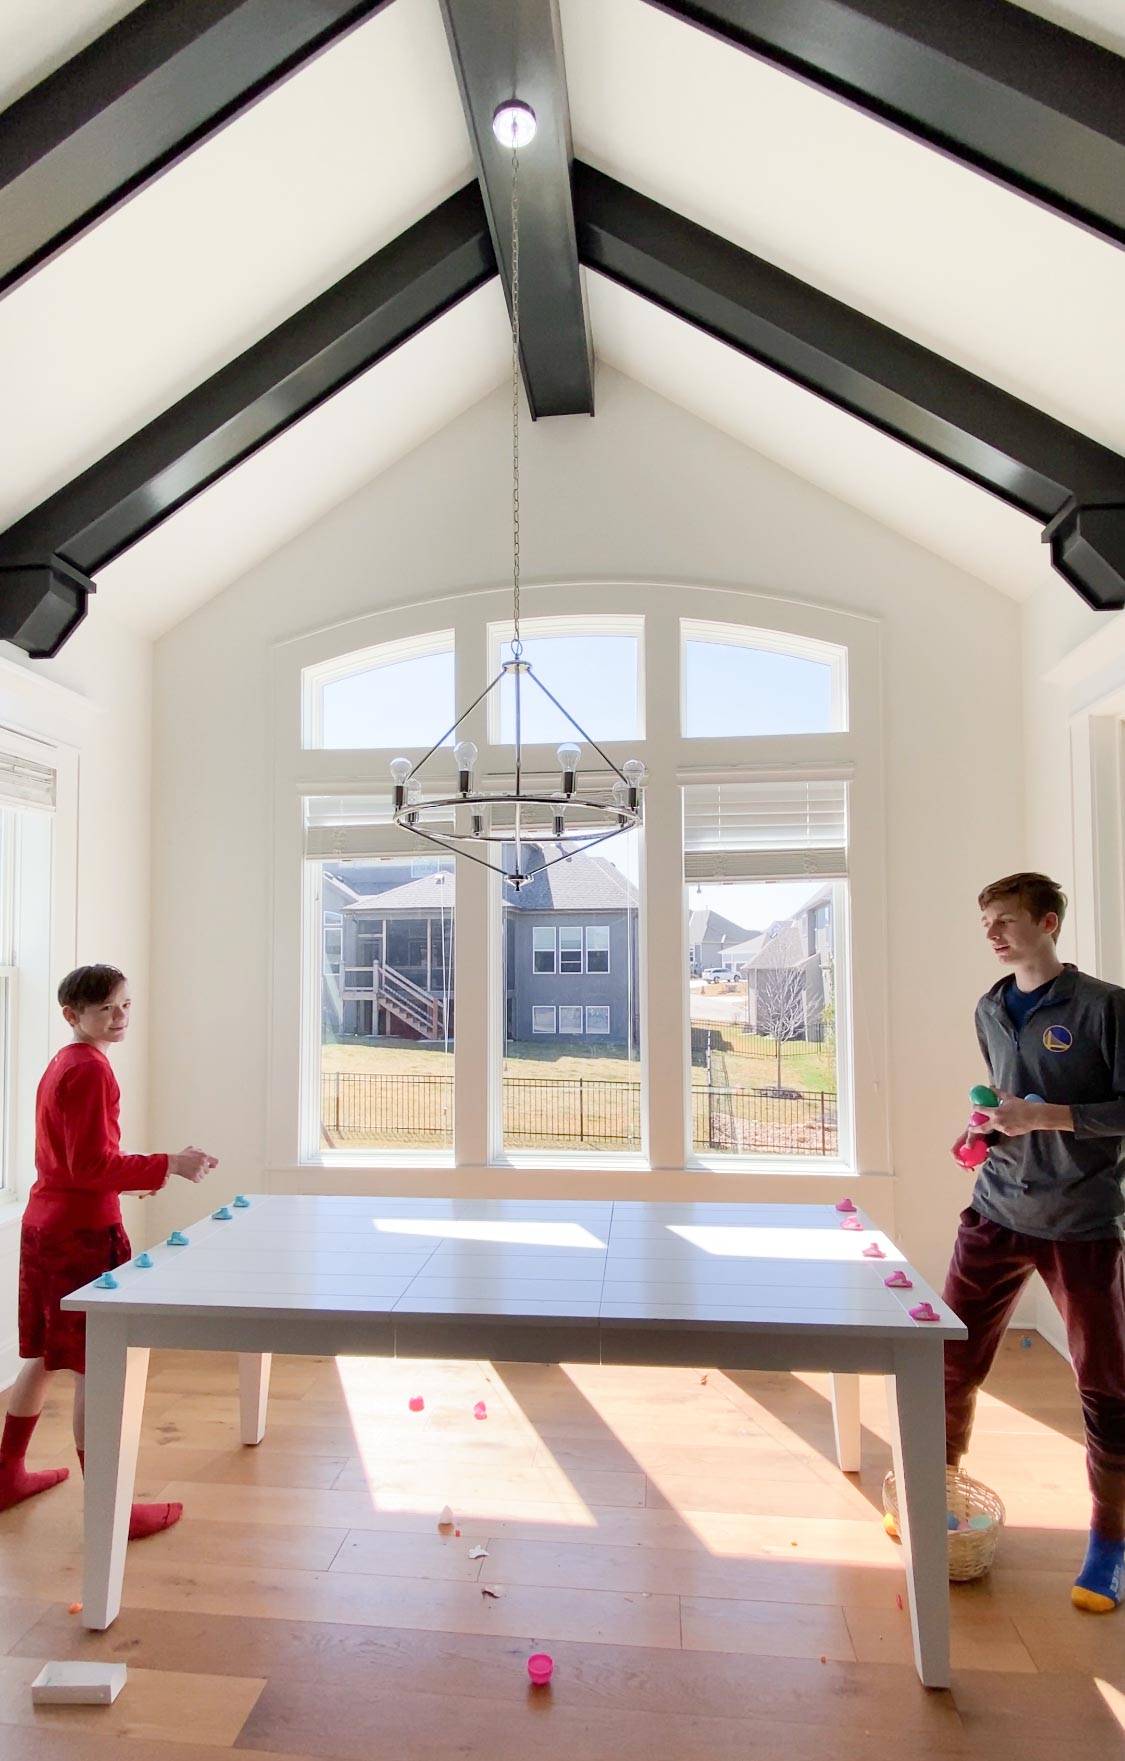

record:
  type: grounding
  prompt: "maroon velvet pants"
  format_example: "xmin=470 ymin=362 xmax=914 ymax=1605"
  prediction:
xmin=942 ymin=1207 xmax=1125 ymax=1540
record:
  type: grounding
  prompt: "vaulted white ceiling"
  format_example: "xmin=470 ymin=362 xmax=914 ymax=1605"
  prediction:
xmin=2 ymin=0 xmax=1122 ymax=635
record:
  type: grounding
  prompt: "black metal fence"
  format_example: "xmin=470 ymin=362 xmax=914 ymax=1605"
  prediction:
xmin=503 ymin=1078 xmax=641 ymax=1147
xmin=321 ymin=1071 xmax=836 ymax=1155
xmin=321 ymin=1072 xmax=452 ymax=1140
xmin=690 ymin=1086 xmax=837 ymax=1156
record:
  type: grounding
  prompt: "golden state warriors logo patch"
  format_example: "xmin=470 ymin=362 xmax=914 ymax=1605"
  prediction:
xmin=1043 ymin=1025 xmax=1073 ymax=1052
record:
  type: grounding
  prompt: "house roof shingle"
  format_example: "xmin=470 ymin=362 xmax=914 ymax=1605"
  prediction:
xmin=341 ymin=845 xmax=637 ymax=915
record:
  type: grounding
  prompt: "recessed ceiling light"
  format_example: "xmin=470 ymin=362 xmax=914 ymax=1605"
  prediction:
xmin=492 ymin=101 xmax=536 ymax=148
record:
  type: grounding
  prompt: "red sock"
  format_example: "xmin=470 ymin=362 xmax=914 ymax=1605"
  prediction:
xmin=76 ymin=1449 xmax=183 ymax=1540
xmin=0 ymin=1412 xmax=69 ymax=1512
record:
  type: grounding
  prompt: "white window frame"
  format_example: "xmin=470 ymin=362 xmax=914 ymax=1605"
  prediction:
xmin=532 ymin=927 xmax=557 ymax=975
xmin=532 ymin=1005 xmax=557 ymax=1035
xmin=585 ymin=1005 xmax=610 ymax=1036
xmin=0 ymin=717 xmax=79 ymax=1216
xmin=558 ymin=925 xmax=583 ymax=975
xmin=558 ymin=1004 xmax=583 ymax=1035
xmin=270 ymin=581 xmax=888 ymax=1187
xmin=584 ymin=925 xmax=610 ymax=974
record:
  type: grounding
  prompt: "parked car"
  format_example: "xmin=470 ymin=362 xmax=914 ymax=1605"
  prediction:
xmin=702 ymin=966 xmax=738 ymax=982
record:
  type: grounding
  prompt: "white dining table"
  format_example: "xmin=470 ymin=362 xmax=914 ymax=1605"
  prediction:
xmin=63 ymin=1194 xmax=965 ymax=1686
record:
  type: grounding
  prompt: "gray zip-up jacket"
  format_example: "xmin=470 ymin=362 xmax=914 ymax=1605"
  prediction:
xmin=972 ymin=966 xmax=1125 ymax=1240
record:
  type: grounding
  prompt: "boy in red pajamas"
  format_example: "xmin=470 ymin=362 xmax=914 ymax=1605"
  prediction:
xmin=0 ymin=965 xmax=216 ymax=1537
xmin=946 ymin=874 xmax=1125 ymax=1613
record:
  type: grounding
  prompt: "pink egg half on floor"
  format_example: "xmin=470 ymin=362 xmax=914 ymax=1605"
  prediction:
xmin=408 ymin=1396 xmax=424 ymax=1412
xmin=834 ymin=1198 xmax=857 ymax=1213
xmin=862 ymin=1243 xmax=885 ymax=1258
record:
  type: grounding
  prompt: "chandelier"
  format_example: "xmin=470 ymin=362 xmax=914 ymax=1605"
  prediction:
xmin=389 ymin=100 xmax=644 ymax=891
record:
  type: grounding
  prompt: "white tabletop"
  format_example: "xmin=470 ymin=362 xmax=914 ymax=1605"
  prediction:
xmin=63 ymin=1196 xmax=961 ymax=1338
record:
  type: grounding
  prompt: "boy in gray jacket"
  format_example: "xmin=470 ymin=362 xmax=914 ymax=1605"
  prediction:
xmin=947 ymin=871 xmax=1125 ymax=1613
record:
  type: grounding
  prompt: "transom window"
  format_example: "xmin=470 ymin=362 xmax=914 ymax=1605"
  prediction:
xmin=682 ymin=620 xmax=846 ymax=737
xmin=304 ymin=631 xmax=455 ymax=749
xmin=487 ymin=615 xmax=643 ymax=743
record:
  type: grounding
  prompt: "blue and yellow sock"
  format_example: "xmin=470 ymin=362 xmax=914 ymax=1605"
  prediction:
xmin=1072 ymin=1531 xmax=1125 ymax=1613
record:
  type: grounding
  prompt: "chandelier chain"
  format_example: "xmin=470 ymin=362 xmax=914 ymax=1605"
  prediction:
xmin=388 ymin=100 xmax=644 ymax=891
xmin=510 ymin=125 xmax=522 ymax=658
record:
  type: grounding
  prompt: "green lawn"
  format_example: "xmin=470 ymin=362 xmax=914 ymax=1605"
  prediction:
xmin=321 ymin=1035 xmax=835 ymax=1094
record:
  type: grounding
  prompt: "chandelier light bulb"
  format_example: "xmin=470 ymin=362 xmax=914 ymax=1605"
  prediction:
xmin=622 ymin=759 xmax=646 ymax=787
xmin=557 ymin=742 xmax=581 ymax=797
xmin=453 ymin=741 xmax=478 ymax=771
xmin=389 ymin=756 xmax=412 ymax=784
xmin=612 ymin=780 xmax=628 ymax=805
xmin=492 ymin=101 xmax=537 ymax=148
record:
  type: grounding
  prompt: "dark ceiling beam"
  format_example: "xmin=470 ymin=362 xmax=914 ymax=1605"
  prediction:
xmin=645 ymin=0 xmax=1125 ymax=252
xmin=439 ymin=0 xmax=593 ymax=417
xmin=574 ymin=163 xmax=1125 ymax=610
xmin=0 ymin=0 xmax=395 ymax=299
xmin=0 ymin=184 xmax=495 ymax=658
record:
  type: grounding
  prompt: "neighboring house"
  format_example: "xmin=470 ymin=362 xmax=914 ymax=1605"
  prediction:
xmin=504 ymin=846 xmax=639 ymax=1050
xmin=324 ymin=867 xmax=455 ymax=1041
xmin=738 ymin=884 xmax=836 ymax=1042
xmin=322 ymin=846 xmax=639 ymax=1047
xmin=688 ymin=907 xmax=755 ymax=976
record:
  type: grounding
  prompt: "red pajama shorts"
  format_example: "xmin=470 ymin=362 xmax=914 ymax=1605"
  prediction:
xmin=18 ymin=1221 xmax=131 ymax=1374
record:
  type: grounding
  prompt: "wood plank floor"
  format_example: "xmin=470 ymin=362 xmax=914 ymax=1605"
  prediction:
xmin=1 ymin=1333 xmax=1122 ymax=1760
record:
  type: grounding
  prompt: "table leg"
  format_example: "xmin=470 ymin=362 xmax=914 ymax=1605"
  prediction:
xmin=81 ymin=1316 xmax=149 ymax=1630
xmin=829 ymin=1373 xmax=861 ymax=1472
xmin=238 ymin=1352 xmax=272 ymax=1445
xmin=886 ymin=1342 xmax=951 ymax=1689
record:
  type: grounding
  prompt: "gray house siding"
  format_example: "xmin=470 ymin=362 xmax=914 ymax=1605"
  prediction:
xmin=506 ymin=910 xmax=638 ymax=1047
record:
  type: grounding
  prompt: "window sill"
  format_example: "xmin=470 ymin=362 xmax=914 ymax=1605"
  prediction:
xmin=687 ymin=1155 xmax=855 ymax=1177
xmin=310 ymin=1150 xmax=455 ymax=1170
xmin=491 ymin=1151 xmax=649 ymax=1174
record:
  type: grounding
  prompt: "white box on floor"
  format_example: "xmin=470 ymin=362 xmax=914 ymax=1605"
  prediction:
xmin=31 ymin=1662 xmax=127 ymax=1704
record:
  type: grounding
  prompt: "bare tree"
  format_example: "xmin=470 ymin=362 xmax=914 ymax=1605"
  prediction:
xmin=754 ymin=928 xmax=808 ymax=1091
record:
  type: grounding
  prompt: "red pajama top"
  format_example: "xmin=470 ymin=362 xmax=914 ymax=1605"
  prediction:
xmin=24 ymin=1042 xmax=168 ymax=1232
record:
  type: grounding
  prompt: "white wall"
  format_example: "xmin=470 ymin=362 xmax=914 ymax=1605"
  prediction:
xmin=147 ymin=366 xmax=1026 ymax=1289
xmin=0 ymin=607 xmax=155 ymax=1388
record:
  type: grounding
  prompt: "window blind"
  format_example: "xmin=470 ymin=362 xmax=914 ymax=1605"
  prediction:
xmin=683 ymin=780 xmax=847 ymax=880
xmin=0 ymin=750 xmax=56 ymax=813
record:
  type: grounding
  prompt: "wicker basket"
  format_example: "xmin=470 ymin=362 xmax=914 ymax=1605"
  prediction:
xmin=882 ymin=1467 xmax=1005 ymax=1582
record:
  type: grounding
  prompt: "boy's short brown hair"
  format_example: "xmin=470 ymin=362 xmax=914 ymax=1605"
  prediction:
xmin=57 ymin=965 xmax=127 ymax=1010
xmin=978 ymin=872 xmax=1067 ymax=931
